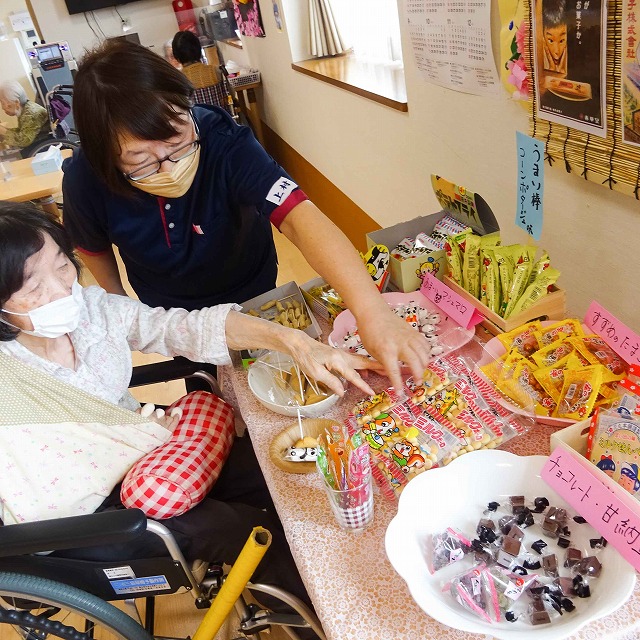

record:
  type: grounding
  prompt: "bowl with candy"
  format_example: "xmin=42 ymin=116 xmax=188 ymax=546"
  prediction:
xmin=476 ymin=319 xmax=629 ymax=426
xmin=385 ymin=449 xmax=636 ymax=639
xmin=247 ymin=351 xmax=340 ymax=418
xmin=328 ymin=291 xmax=474 ymax=364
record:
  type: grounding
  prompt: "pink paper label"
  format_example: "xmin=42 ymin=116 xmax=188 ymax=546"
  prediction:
xmin=542 ymin=444 xmax=640 ymax=571
xmin=420 ymin=273 xmax=484 ymax=329
xmin=584 ymin=301 xmax=640 ymax=367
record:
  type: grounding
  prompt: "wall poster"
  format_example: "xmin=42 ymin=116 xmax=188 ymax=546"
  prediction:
xmin=233 ymin=0 xmax=265 ymax=37
xmin=623 ymin=0 xmax=640 ymax=145
xmin=532 ymin=0 xmax=607 ymax=137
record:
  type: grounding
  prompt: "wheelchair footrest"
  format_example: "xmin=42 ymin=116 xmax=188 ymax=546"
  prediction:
xmin=241 ymin=609 xmax=310 ymax=633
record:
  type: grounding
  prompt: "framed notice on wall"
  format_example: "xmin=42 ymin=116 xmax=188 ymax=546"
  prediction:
xmin=532 ymin=0 xmax=607 ymax=137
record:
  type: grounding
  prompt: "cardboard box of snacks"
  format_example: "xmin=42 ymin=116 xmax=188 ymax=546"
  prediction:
xmin=240 ymin=281 xmax=321 ymax=340
xmin=365 ymin=176 xmax=500 ymax=293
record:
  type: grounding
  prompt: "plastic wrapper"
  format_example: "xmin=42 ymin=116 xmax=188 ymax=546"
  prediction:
xmin=536 ymin=319 xmax=584 ymax=347
xmin=503 ymin=246 xmax=536 ymax=319
xmin=462 ymin=233 xmax=481 ymax=299
xmin=443 ymin=564 xmax=496 ymax=623
xmin=555 ymin=366 xmax=603 ymax=420
xmin=507 ymin=267 xmax=560 ymax=318
xmin=444 ymin=230 xmax=470 ymax=285
xmin=484 ymin=565 xmax=539 ymax=619
xmin=426 ymin=527 xmax=472 ymax=574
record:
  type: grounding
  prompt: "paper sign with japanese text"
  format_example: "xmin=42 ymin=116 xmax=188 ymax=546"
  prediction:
xmin=584 ymin=301 xmax=640 ymax=367
xmin=542 ymin=443 xmax=640 ymax=571
xmin=515 ymin=131 xmax=544 ymax=240
xmin=420 ymin=272 xmax=484 ymax=329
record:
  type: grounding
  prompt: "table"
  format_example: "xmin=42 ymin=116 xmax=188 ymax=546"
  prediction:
xmin=220 ymin=338 xmax=640 ymax=639
xmin=231 ymin=81 xmax=265 ymax=147
xmin=0 ymin=150 xmax=71 ymax=216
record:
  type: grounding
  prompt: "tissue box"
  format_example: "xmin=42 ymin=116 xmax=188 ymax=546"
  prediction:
xmin=31 ymin=146 xmax=63 ymax=175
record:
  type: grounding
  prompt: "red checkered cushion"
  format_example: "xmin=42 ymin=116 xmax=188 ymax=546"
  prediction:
xmin=120 ymin=391 xmax=235 ymax=519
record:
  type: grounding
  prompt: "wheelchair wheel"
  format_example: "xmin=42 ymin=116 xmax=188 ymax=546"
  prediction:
xmin=27 ymin=137 xmax=79 ymax=157
xmin=0 ymin=572 xmax=152 ymax=640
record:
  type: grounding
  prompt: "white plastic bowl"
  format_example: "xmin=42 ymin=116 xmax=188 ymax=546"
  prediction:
xmin=247 ymin=351 xmax=340 ymax=418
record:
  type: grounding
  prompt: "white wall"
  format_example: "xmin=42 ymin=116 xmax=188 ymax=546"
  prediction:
xmin=237 ymin=0 xmax=640 ymax=331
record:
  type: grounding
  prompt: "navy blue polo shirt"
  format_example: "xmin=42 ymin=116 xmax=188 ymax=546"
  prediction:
xmin=62 ymin=106 xmax=308 ymax=311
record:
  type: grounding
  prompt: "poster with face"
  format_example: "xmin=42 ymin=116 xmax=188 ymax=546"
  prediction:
xmin=532 ymin=0 xmax=607 ymax=137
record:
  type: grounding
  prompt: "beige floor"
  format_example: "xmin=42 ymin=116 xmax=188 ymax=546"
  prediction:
xmin=72 ymin=231 xmax=318 ymax=639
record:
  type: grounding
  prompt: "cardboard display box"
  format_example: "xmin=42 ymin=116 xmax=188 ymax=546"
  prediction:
xmin=443 ymin=276 xmax=567 ymax=334
xmin=239 ymin=281 xmax=321 ymax=340
xmin=365 ymin=176 xmax=500 ymax=293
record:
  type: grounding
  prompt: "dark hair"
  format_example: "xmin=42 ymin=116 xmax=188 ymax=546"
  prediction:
xmin=542 ymin=0 xmax=567 ymax=29
xmin=73 ymin=40 xmax=194 ymax=196
xmin=0 ymin=202 xmax=81 ymax=341
xmin=171 ymin=31 xmax=203 ymax=65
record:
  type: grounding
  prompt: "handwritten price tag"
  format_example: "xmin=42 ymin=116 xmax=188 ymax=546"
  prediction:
xmin=420 ymin=273 xmax=484 ymax=329
xmin=542 ymin=444 xmax=640 ymax=571
xmin=584 ymin=301 xmax=640 ymax=366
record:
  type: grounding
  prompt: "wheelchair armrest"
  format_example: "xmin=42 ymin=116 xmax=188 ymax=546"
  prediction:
xmin=129 ymin=360 xmax=203 ymax=387
xmin=0 ymin=509 xmax=148 ymax=557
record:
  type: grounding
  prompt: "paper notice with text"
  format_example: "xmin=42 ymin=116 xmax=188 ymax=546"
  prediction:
xmin=405 ymin=0 xmax=500 ymax=95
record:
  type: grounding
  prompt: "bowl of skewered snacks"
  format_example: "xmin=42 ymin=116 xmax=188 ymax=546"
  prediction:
xmin=247 ymin=351 xmax=340 ymax=418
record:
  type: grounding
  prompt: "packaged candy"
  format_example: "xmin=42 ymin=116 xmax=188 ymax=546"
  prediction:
xmin=572 ymin=335 xmax=627 ymax=377
xmin=497 ymin=321 xmax=542 ymax=358
xmin=353 ymin=387 xmax=405 ymax=425
xmin=462 ymin=233 xmax=481 ymax=299
xmin=529 ymin=250 xmax=551 ymax=284
xmin=509 ymin=360 xmax=557 ymax=416
xmin=536 ymin=319 xmax=584 ymax=347
xmin=531 ymin=339 xmax=576 ymax=368
xmin=493 ymin=245 xmax=517 ymax=311
xmin=555 ymin=366 xmax=603 ymax=420
xmin=480 ymin=246 xmax=501 ymax=314
xmin=588 ymin=409 xmax=640 ymax=500
xmin=507 ymin=267 xmax=560 ymax=318
xmin=433 ymin=213 xmax=470 ymax=237
xmin=444 ymin=564 xmax=495 ymax=623
xmin=484 ymin=565 xmax=538 ymax=618
xmin=425 ymin=527 xmax=472 ymax=574
xmin=532 ymin=355 xmax=573 ymax=402
xmin=503 ymin=246 xmax=536 ymax=319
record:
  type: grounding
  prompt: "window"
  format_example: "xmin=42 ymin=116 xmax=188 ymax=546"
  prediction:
xmin=333 ymin=0 xmax=403 ymax=65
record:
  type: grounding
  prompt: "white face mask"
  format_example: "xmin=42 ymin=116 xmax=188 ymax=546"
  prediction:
xmin=1 ymin=280 xmax=84 ymax=339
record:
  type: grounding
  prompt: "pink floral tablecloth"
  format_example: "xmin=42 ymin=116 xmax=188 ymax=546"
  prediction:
xmin=220 ymin=354 xmax=640 ymax=640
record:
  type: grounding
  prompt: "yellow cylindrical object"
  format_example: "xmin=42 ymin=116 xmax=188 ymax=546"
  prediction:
xmin=192 ymin=527 xmax=272 ymax=640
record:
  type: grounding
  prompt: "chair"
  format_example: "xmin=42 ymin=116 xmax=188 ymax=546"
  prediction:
xmin=0 ymin=361 xmax=326 ymax=640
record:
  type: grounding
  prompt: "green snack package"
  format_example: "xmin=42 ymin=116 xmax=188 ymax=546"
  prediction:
xmin=444 ymin=228 xmax=471 ymax=285
xmin=529 ymin=250 xmax=551 ymax=284
xmin=462 ymin=233 xmax=481 ymax=299
xmin=480 ymin=247 xmax=501 ymax=313
xmin=502 ymin=246 xmax=535 ymax=318
xmin=493 ymin=245 xmax=516 ymax=315
xmin=507 ymin=267 xmax=560 ymax=318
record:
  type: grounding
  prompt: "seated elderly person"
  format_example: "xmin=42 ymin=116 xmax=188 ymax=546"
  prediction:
xmin=0 ymin=201 xmax=378 ymax=624
xmin=0 ymin=81 xmax=49 ymax=156
xmin=172 ymin=30 xmax=219 ymax=89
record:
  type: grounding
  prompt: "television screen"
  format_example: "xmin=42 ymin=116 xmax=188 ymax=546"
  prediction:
xmin=64 ymin=0 xmax=137 ymax=15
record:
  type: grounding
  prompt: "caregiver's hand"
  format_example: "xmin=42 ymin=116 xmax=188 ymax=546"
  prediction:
xmin=355 ymin=304 xmax=432 ymax=391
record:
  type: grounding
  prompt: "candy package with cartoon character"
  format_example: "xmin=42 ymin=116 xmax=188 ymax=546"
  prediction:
xmin=426 ymin=527 xmax=473 ymax=574
xmin=588 ymin=408 xmax=640 ymax=502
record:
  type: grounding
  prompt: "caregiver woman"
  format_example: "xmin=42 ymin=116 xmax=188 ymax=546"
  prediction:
xmin=62 ymin=40 xmax=429 ymax=390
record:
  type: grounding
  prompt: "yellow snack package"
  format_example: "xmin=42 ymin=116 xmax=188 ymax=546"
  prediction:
xmin=480 ymin=354 xmax=506 ymax=384
xmin=497 ymin=320 xmax=542 ymax=358
xmin=506 ymin=267 xmax=560 ymax=318
xmin=532 ymin=354 xmax=574 ymax=402
xmin=555 ymin=365 xmax=604 ymax=420
xmin=528 ymin=250 xmax=551 ymax=284
xmin=502 ymin=246 xmax=536 ymax=318
xmin=536 ymin=319 xmax=584 ymax=347
xmin=575 ymin=335 xmax=628 ymax=377
xmin=493 ymin=245 xmax=517 ymax=313
xmin=531 ymin=339 xmax=576 ymax=368
xmin=500 ymin=350 xmax=529 ymax=381
xmin=498 ymin=360 xmax=556 ymax=416
xmin=480 ymin=246 xmax=501 ymax=313
xmin=462 ymin=233 xmax=481 ymax=299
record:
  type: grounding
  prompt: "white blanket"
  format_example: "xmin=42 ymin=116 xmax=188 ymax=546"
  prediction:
xmin=0 ymin=352 xmax=171 ymax=524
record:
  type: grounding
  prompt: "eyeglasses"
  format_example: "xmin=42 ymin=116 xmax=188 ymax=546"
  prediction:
xmin=124 ymin=113 xmax=200 ymax=181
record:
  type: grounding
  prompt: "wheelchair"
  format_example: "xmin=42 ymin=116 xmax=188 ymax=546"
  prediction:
xmin=0 ymin=361 xmax=325 ymax=640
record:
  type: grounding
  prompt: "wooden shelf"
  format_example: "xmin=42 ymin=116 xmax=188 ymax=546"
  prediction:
xmin=222 ymin=38 xmax=243 ymax=50
xmin=292 ymin=55 xmax=408 ymax=112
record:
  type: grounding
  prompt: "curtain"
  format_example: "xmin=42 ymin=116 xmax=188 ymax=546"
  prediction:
xmin=309 ymin=0 xmax=346 ymax=58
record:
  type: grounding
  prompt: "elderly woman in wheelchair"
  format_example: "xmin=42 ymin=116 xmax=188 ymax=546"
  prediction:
xmin=0 ymin=201 xmax=378 ymax=638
